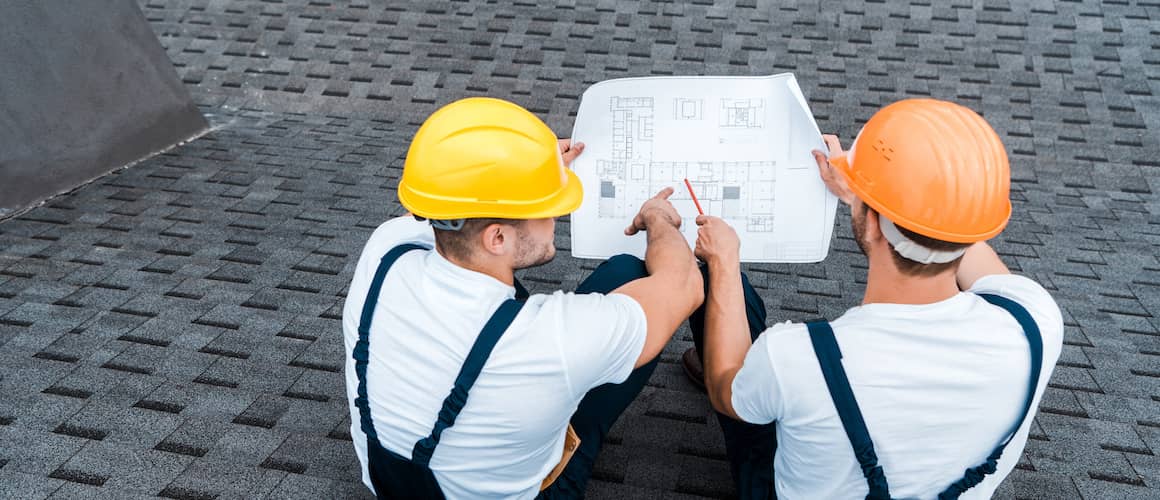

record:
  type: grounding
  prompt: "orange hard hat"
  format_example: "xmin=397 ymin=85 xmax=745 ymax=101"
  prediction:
xmin=398 ymin=97 xmax=583 ymax=221
xmin=828 ymin=99 xmax=1011 ymax=244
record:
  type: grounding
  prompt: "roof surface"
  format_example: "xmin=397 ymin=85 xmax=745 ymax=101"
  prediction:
xmin=1 ymin=1 xmax=1159 ymax=498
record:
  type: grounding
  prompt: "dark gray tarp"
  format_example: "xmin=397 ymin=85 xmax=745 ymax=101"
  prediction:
xmin=0 ymin=0 xmax=207 ymax=217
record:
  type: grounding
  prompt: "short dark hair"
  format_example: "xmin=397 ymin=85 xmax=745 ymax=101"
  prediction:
xmin=429 ymin=218 xmax=524 ymax=261
xmin=863 ymin=205 xmax=970 ymax=277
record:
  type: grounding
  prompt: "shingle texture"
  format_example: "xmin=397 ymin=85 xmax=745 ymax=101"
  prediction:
xmin=1 ymin=0 xmax=1159 ymax=498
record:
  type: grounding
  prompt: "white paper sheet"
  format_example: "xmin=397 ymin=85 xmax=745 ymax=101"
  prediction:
xmin=569 ymin=73 xmax=839 ymax=263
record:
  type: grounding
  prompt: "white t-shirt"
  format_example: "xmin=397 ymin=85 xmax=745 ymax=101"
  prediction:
xmin=341 ymin=217 xmax=647 ymax=500
xmin=732 ymin=274 xmax=1064 ymax=499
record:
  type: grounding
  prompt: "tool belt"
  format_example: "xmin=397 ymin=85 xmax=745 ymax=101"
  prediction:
xmin=540 ymin=424 xmax=580 ymax=491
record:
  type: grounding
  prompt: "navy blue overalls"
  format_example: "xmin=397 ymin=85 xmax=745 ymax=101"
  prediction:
xmin=352 ymin=243 xmax=530 ymax=499
xmin=805 ymin=294 xmax=1044 ymax=500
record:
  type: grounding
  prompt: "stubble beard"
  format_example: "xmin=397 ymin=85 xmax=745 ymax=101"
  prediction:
xmin=851 ymin=207 xmax=871 ymax=258
xmin=514 ymin=226 xmax=555 ymax=270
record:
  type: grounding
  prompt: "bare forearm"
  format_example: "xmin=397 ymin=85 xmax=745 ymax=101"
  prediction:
xmin=643 ymin=215 xmax=697 ymax=284
xmin=618 ymin=213 xmax=703 ymax=368
xmin=703 ymin=258 xmax=749 ymax=417
xmin=956 ymin=242 xmax=1010 ymax=290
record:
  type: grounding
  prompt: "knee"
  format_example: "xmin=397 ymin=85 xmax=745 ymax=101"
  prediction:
xmin=606 ymin=253 xmax=643 ymax=266
xmin=601 ymin=254 xmax=647 ymax=280
xmin=577 ymin=254 xmax=648 ymax=295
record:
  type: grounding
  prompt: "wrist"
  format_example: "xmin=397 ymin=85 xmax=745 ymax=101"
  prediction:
xmin=839 ymin=191 xmax=855 ymax=206
xmin=642 ymin=208 xmax=679 ymax=229
xmin=705 ymin=254 xmax=741 ymax=272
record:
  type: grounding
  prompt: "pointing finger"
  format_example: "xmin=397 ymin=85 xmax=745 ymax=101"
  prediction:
xmin=653 ymin=186 xmax=675 ymax=200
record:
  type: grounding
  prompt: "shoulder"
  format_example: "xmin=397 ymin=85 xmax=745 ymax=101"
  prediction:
xmin=969 ymin=274 xmax=1064 ymax=344
xmin=349 ymin=217 xmax=433 ymax=287
xmin=752 ymin=321 xmax=813 ymax=358
xmin=354 ymin=217 xmax=435 ymax=270
xmin=533 ymin=291 xmax=646 ymax=324
xmin=730 ymin=321 xmax=816 ymax=423
xmin=526 ymin=291 xmax=647 ymax=359
xmin=530 ymin=291 xmax=647 ymax=391
xmin=969 ymin=274 xmax=1054 ymax=307
xmin=760 ymin=320 xmax=811 ymax=339
xmin=743 ymin=321 xmax=818 ymax=384
xmin=367 ymin=216 xmax=435 ymax=249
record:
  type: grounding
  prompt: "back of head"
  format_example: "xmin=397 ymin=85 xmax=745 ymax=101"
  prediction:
xmin=830 ymin=99 xmax=1012 ymax=274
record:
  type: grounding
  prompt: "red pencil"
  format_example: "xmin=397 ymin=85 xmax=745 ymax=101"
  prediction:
xmin=683 ymin=178 xmax=704 ymax=215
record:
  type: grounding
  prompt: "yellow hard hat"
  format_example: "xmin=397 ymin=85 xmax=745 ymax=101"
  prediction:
xmin=398 ymin=97 xmax=584 ymax=221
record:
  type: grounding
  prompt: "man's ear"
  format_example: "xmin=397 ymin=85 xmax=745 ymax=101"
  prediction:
xmin=864 ymin=205 xmax=884 ymax=245
xmin=478 ymin=223 xmax=508 ymax=257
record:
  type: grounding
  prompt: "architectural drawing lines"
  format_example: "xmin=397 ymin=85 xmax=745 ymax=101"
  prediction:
xmin=571 ymin=74 xmax=836 ymax=263
xmin=598 ymin=96 xmax=777 ymax=232
xmin=720 ymin=98 xmax=765 ymax=128
xmin=673 ymin=98 xmax=703 ymax=120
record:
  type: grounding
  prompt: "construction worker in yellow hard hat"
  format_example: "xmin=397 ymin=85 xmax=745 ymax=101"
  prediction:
xmin=341 ymin=97 xmax=703 ymax=499
xmin=683 ymin=99 xmax=1064 ymax=499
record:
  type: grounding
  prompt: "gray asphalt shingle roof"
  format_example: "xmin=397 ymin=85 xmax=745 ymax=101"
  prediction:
xmin=1 ymin=0 xmax=1159 ymax=498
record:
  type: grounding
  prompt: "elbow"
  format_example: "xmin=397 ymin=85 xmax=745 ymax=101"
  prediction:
xmin=686 ymin=270 xmax=705 ymax=308
xmin=708 ymin=393 xmax=730 ymax=415
xmin=687 ymin=261 xmax=705 ymax=310
xmin=706 ymin=378 xmax=736 ymax=418
xmin=705 ymin=365 xmax=744 ymax=420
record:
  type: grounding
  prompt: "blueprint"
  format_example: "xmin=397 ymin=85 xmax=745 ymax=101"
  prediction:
xmin=569 ymin=73 xmax=839 ymax=263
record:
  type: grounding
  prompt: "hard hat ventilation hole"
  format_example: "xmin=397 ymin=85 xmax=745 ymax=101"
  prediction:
xmin=872 ymin=138 xmax=894 ymax=161
xmin=430 ymin=219 xmax=466 ymax=231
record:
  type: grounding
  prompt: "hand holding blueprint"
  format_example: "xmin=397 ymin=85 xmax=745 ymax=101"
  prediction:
xmin=568 ymin=73 xmax=839 ymax=263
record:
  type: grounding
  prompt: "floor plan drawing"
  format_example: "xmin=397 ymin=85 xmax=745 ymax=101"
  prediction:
xmin=599 ymin=96 xmax=781 ymax=234
xmin=673 ymin=98 xmax=704 ymax=120
xmin=720 ymin=98 xmax=765 ymax=128
xmin=571 ymin=74 xmax=838 ymax=263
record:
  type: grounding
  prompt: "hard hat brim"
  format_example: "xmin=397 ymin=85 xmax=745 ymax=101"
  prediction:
xmin=830 ymin=150 xmax=1011 ymax=243
xmin=827 ymin=154 xmax=848 ymax=172
xmin=399 ymin=167 xmax=584 ymax=221
xmin=541 ymin=168 xmax=585 ymax=219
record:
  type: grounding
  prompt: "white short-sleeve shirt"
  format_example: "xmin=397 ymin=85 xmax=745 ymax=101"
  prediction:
xmin=342 ymin=217 xmax=647 ymax=499
xmin=731 ymin=274 xmax=1064 ymax=499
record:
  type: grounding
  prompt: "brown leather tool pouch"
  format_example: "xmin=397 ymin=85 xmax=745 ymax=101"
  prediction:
xmin=540 ymin=424 xmax=580 ymax=491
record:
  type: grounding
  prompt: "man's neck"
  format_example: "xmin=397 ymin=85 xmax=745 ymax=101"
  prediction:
xmin=436 ymin=247 xmax=515 ymax=287
xmin=862 ymin=259 xmax=960 ymax=306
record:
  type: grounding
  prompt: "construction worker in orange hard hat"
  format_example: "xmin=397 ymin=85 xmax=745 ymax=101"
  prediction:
xmin=341 ymin=97 xmax=703 ymax=499
xmin=683 ymin=99 xmax=1064 ymax=499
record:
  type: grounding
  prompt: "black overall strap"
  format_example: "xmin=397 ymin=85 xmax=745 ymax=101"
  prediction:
xmin=411 ymin=298 xmax=525 ymax=465
xmin=354 ymin=243 xmax=430 ymax=443
xmin=938 ymin=293 xmax=1043 ymax=499
xmin=353 ymin=243 xmax=527 ymax=498
xmin=806 ymin=320 xmax=892 ymax=500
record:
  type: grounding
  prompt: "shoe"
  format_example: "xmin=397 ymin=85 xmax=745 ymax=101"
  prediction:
xmin=682 ymin=347 xmax=706 ymax=392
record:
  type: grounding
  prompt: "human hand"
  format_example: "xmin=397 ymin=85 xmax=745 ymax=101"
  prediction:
xmin=812 ymin=134 xmax=855 ymax=206
xmin=559 ymin=139 xmax=585 ymax=167
xmin=694 ymin=215 xmax=740 ymax=266
xmin=624 ymin=187 xmax=681 ymax=236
